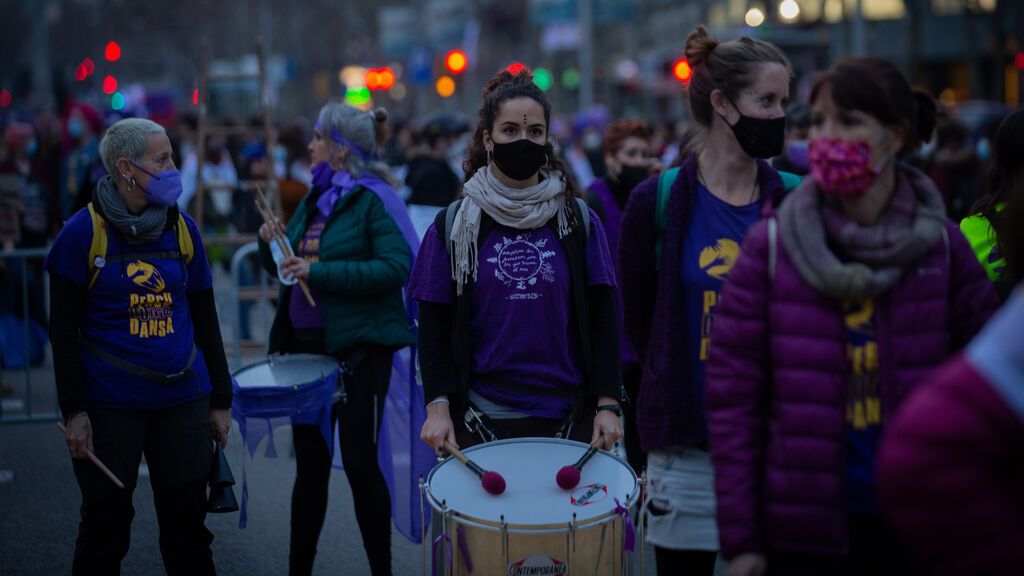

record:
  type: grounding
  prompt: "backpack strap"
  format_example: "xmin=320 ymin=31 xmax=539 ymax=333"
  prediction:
xmin=87 ymin=203 xmax=109 ymax=289
xmin=574 ymin=197 xmax=590 ymax=239
xmin=655 ymin=166 xmax=680 ymax=271
xmin=777 ymin=170 xmax=802 ymax=192
xmin=86 ymin=203 xmax=194 ymax=290
xmin=442 ymin=199 xmax=463 ymax=252
xmin=176 ymin=213 xmax=194 ymax=265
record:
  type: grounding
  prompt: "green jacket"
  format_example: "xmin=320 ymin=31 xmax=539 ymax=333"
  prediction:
xmin=259 ymin=185 xmax=414 ymax=356
xmin=960 ymin=208 xmax=1005 ymax=283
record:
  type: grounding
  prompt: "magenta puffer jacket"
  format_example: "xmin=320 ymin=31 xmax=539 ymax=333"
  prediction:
xmin=705 ymin=216 xmax=999 ymax=559
xmin=878 ymin=289 xmax=1024 ymax=576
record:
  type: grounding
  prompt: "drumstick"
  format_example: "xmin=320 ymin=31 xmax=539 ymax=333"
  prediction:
xmin=556 ymin=436 xmax=605 ymax=490
xmin=443 ymin=440 xmax=506 ymax=495
xmin=57 ymin=422 xmax=126 ymax=489
xmin=253 ymin=190 xmax=316 ymax=307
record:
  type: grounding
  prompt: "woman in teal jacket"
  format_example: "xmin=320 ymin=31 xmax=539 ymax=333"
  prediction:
xmin=258 ymin=102 xmax=412 ymax=576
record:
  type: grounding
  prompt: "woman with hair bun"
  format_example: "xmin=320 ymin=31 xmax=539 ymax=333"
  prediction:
xmin=412 ymin=69 xmax=623 ymax=455
xmin=618 ymin=26 xmax=796 ymax=575
xmin=257 ymin=102 xmax=415 ymax=576
xmin=706 ymin=58 xmax=999 ymax=574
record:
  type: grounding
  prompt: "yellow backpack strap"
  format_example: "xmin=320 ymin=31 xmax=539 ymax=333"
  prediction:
xmin=176 ymin=213 xmax=194 ymax=264
xmin=86 ymin=203 xmax=108 ymax=289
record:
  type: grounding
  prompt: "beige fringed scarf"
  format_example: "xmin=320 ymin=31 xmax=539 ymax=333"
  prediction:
xmin=450 ymin=166 xmax=571 ymax=294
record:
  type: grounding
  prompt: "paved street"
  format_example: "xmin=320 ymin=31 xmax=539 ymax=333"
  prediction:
xmin=0 ymin=365 xmax=660 ymax=575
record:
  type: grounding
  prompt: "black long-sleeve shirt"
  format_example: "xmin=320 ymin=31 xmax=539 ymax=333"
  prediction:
xmin=48 ymin=272 xmax=232 ymax=417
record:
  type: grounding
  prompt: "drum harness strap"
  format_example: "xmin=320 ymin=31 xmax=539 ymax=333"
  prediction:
xmin=81 ymin=339 xmax=198 ymax=383
xmin=462 ymin=380 xmax=587 ymax=444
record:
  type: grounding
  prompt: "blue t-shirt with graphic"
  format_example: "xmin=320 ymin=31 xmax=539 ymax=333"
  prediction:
xmin=844 ymin=298 xmax=883 ymax=514
xmin=44 ymin=208 xmax=214 ymax=409
xmin=681 ymin=184 xmax=760 ymax=443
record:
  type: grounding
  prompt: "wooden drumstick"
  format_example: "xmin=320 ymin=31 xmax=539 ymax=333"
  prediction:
xmin=443 ymin=440 xmax=506 ymax=495
xmin=556 ymin=436 xmax=605 ymax=490
xmin=57 ymin=422 xmax=126 ymax=489
xmin=254 ymin=189 xmax=315 ymax=307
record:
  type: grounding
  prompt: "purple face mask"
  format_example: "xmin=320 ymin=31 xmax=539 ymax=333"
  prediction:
xmin=132 ymin=162 xmax=184 ymax=207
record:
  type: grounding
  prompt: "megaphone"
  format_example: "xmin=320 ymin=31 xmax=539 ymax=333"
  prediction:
xmin=207 ymin=442 xmax=239 ymax=513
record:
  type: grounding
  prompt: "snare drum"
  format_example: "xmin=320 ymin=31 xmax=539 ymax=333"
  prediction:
xmin=231 ymin=354 xmax=342 ymax=456
xmin=232 ymin=353 xmax=341 ymax=391
xmin=427 ymin=438 xmax=638 ymax=575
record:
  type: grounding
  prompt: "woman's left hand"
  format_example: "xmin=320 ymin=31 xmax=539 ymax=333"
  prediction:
xmin=592 ymin=407 xmax=623 ymax=448
xmin=279 ymin=256 xmax=311 ymax=281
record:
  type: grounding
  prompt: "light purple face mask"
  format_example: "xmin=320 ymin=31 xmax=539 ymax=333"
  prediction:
xmin=132 ymin=162 xmax=184 ymax=207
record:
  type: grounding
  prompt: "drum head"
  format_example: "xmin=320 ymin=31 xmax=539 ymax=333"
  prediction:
xmin=427 ymin=438 xmax=637 ymax=526
xmin=232 ymin=354 xmax=340 ymax=389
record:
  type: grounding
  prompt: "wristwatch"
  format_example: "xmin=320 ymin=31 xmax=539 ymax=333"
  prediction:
xmin=596 ymin=404 xmax=623 ymax=417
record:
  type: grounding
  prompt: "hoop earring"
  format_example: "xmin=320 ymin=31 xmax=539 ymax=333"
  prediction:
xmin=543 ymin=153 xmax=551 ymax=168
xmin=486 ymin=149 xmax=493 ymax=165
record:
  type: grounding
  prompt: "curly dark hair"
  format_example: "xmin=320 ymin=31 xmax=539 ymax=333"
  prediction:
xmin=463 ymin=69 xmax=581 ymax=199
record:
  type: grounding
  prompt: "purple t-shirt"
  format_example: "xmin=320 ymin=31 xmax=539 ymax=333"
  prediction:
xmin=289 ymin=211 xmax=326 ymax=329
xmin=409 ymin=209 xmax=616 ymax=419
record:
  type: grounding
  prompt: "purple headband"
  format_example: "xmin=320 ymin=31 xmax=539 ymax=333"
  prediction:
xmin=315 ymin=121 xmax=374 ymax=161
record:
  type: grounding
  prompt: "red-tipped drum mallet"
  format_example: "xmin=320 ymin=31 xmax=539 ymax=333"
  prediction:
xmin=444 ymin=440 xmax=506 ymax=495
xmin=556 ymin=436 xmax=606 ymax=490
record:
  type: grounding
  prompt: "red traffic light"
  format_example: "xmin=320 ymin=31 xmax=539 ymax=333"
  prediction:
xmin=0 ymin=89 xmax=11 ymax=108
xmin=1016 ymin=51 xmax=1024 ymax=71
xmin=366 ymin=68 xmax=396 ymax=91
xmin=102 ymin=75 xmax=118 ymax=95
xmin=192 ymin=89 xmax=199 ymax=106
xmin=75 ymin=58 xmax=96 ymax=82
xmin=445 ymin=50 xmax=468 ymax=75
xmin=673 ymin=58 xmax=693 ymax=83
xmin=365 ymin=69 xmax=381 ymax=90
xmin=105 ymin=41 xmax=121 ymax=62
xmin=506 ymin=62 xmax=528 ymax=75
xmin=378 ymin=67 xmax=395 ymax=90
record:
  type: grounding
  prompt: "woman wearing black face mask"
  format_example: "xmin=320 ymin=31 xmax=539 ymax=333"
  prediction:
xmin=410 ymin=69 xmax=624 ymax=456
xmin=618 ymin=27 xmax=799 ymax=576
xmin=586 ymin=119 xmax=659 ymax=475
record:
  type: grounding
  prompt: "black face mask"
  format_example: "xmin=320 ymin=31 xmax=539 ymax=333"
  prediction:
xmin=491 ymin=138 xmax=547 ymax=181
xmin=616 ymin=165 xmax=650 ymax=194
xmin=725 ymin=108 xmax=787 ymax=159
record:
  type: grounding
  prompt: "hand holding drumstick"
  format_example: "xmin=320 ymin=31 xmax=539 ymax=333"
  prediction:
xmin=254 ymin=187 xmax=315 ymax=307
xmin=57 ymin=421 xmax=125 ymax=489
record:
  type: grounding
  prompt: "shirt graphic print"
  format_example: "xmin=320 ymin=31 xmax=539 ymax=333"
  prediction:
xmin=486 ymin=232 xmax=557 ymax=298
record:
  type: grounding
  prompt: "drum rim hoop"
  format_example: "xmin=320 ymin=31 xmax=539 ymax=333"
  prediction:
xmin=231 ymin=353 xmax=341 ymax=379
xmin=425 ymin=437 xmax=639 ymax=532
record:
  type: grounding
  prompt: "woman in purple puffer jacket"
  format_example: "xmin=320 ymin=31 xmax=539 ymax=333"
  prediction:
xmin=705 ymin=58 xmax=999 ymax=576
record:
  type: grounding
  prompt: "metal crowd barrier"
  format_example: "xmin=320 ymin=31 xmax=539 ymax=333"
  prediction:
xmin=0 ymin=246 xmax=58 ymax=424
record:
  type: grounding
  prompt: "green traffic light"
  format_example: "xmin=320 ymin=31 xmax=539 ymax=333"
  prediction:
xmin=534 ymin=68 xmax=553 ymax=92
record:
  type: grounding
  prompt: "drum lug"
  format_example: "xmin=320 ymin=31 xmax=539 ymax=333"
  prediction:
xmin=569 ymin=512 xmax=577 ymax=554
xmin=500 ymin=515 xmax=509 ymax=570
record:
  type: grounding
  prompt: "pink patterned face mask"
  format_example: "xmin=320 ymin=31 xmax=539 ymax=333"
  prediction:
xmin=809 ymin=137 xmax=888 ymax=199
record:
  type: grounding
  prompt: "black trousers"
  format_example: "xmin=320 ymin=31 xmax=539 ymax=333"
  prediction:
xmin=288 ymin=343 xmax=393 ymax=576
xmin=654 ymin=548 xmax=717 ymax=576
xmin=767 ymin=514 xmax=915 ymax=576
xmin=71 ymin=395 xmax=215 ymax=576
